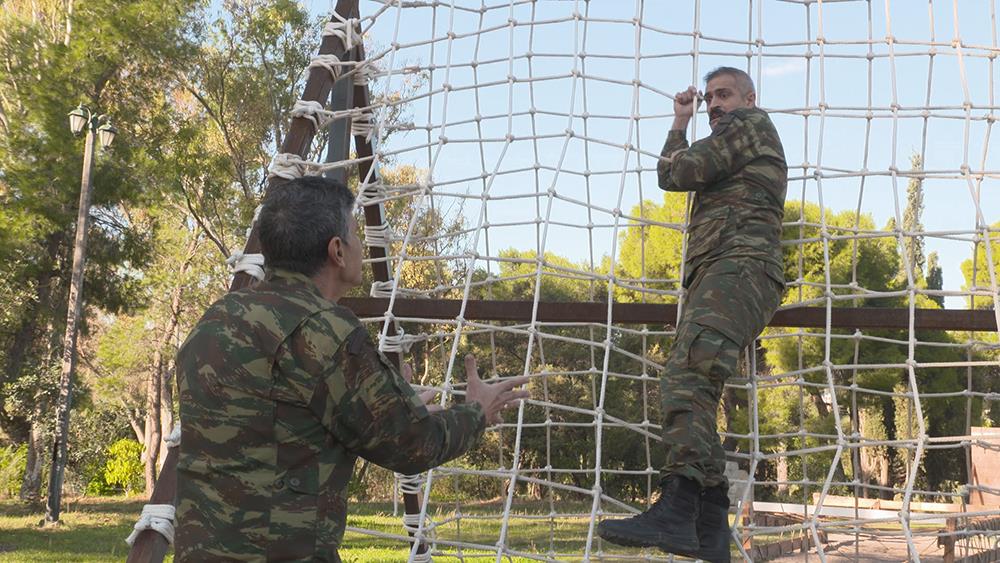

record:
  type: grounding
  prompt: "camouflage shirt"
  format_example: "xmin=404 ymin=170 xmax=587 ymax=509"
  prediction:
xmin=657 ymin=107 xmax=788 ymax=287
xmin=175 ymin=269 xmax=485 ymax=561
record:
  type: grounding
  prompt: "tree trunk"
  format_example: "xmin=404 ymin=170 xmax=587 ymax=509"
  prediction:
xmin=721 ymin=386 xmax=742 ymax=452
xmin=63 ymin=0 xmax=73 ymax=46
xmin=143 ymin=366 xmax=162 ymax=495
xmin=126 ymin=408 xmax=144 ymax=444
xmin=159 ymin=370 xmax=174 ymax=472
xmin=156 ymin=242 xmax=193 ymax=466
xmin=776 ymin=445 xmax=789 ymax=496
xmin=19 ymin=412 xmax=45 ymax=504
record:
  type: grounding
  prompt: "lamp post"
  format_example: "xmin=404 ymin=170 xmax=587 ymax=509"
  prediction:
xmin=45 ymin=104 xmax=116 ymax=524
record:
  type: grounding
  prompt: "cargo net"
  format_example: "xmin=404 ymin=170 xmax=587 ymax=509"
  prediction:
xmin=261 ymin=0 xmax=1000 ymax=561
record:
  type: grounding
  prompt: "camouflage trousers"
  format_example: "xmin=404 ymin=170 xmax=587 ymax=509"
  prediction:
xmin=660 ymin=257 xmax=784 ymax=489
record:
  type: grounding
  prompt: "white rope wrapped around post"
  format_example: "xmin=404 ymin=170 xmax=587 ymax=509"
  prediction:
xmin=355 ymin=181 xmax=385 ymax=207
xmin=289 ymin=100 xmax=326 ymax=131
xmin=268 ymin=152 xmax=310 ymax=181
xmin=350 ymin=111 xmax=377 ymax=141
xmin=125 ymin=504 xmax=176 ymax=546
xmin=354 ymin=63 xmax=377 ymax=86
xmin=397 ymin=473 xmax=434 ymax=560
xmin=165 ymin=423 xmax=181 ymax=449
xmin=381 ymin=327 xmax=422 ymax=354
xmin=226 ymin=251 xmax=266 ymax=281
xmin=397 ymin=472 xmax=425 ymax=495
xmin=363 ymin=223 xmax=393 ymax=248
xmin=370 ymin=280 xmax=427 ymax=300
xmin=323 ymin=12 xmax=362 ymax=50
xmin=308 ymin=54 xmax=358 ymax=80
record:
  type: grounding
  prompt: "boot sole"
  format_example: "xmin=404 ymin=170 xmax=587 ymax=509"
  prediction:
xmin=597 ymin=524 xmax=699 ymax=554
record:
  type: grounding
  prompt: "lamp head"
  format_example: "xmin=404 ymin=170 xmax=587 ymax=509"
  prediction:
xmin=97 ymin=122 xmax=117 ymax=149
xmin=68 ymin=105 xmax=89 ymax=135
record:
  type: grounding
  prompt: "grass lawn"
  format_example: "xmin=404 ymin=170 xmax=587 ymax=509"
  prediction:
xmin=0 ymin=496 xmax=755 ymax=562
xmin=0 ymin=497 xmax=156 ymax=562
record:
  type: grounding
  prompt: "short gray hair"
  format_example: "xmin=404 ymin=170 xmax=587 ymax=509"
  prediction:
xmin=258 ymin=176 xmax=356 ymax=276
xmin=703 ymin=66 xmax=755 ymax=96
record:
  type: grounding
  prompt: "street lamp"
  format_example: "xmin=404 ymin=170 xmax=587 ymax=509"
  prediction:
xmin=45 ymin=104 xmax=116 ymax=524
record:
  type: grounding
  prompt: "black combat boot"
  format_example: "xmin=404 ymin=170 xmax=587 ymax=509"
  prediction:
xmin=596 ymin=475 xmax=700 ymax=554
xmin=692 ymin=485 xmax=732 ymax=563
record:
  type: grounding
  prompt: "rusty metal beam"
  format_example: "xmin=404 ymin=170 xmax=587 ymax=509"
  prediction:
xmin=340 ymin=298 xmax=998 ymax=332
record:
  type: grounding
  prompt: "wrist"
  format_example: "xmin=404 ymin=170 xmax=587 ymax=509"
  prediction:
xmin=671 ymin=115 xmax=691 ymax=131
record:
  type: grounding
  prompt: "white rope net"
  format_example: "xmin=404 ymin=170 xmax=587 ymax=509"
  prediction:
xmin=274 ymin=0 xmax=1000 ymax=560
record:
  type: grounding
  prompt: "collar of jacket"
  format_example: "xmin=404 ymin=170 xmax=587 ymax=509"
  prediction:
xmin=264 ymin=268 xmax=318 ymax=288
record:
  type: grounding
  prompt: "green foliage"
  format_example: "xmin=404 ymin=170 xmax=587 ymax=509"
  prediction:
xmin=101 ymin=439 xmax=144 ymax=495
xmin=616 ymin=191 xmax=688 ymax=303
xmin=69 ymin=404 xmax=136 ymax=496
xmin=926 ymin=251 xmax=944 ymax=307
xmin=0 ymin=445 xmax=28 ymax=499
xmin=960 ymin=221 xmax=1000 ymax=310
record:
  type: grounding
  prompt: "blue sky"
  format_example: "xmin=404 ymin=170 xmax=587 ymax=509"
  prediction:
xmin=300 ymin=0 xmax=999 ymax=307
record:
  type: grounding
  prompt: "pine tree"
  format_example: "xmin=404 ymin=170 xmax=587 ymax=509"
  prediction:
xmin=902 ymin=154 xmax=926 ymax=282
xmin=926 ymin=251 xmax=944 ymax=307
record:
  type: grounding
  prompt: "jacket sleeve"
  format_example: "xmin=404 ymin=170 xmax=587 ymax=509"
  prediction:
xmin=310 ymin=327 xmax=486 ymax=475
xmin=659 ymin=109 xmax=766 ymax=192
xmin=657 ymin=130 xmax=691 ymax=191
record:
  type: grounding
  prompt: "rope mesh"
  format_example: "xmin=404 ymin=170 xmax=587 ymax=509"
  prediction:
xmin=278 ymin=1 xmax=1000 ymax=560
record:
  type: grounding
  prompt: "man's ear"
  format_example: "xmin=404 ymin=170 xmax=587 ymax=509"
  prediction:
xmin=327 ymin=236 xmax=346 ymax=268
xmin=746 ymin=91 xmax=757 ymax=108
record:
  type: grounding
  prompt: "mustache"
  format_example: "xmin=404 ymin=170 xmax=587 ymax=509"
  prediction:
xmin=710 ymin=109 xmax=725 ymax=120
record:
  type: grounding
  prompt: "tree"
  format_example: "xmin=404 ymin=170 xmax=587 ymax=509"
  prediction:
xmin=960 ymin=221 xmax=1000 ymax=311
xmin=0 ymin=0 xmax=201 ymax=502
xmin=615 ymin=191 xmax=687 ymax=304
xmin=901 ymin=154 xmax=926 ymax=282
xmin=77 ymin=0 xmax=323 ymax=495
xmin=926 ymin=251 xmax=944 ymax=308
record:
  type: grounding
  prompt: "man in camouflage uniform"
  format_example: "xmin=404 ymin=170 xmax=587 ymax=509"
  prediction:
xmin=175 ymin=176 xmax=529 ymax=561
xmin=598 ymin=67 xmax=787 ymax=562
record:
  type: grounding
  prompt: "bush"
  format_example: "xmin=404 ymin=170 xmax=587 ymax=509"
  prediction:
xmin=99 ymin=439 xmax=144 ymax=495
xmin=0 ymin=445 xmax=27 ymax=499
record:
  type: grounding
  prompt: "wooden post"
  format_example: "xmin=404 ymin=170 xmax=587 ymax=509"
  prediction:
xmin=942 ymin=517 xmax=956 ymax=563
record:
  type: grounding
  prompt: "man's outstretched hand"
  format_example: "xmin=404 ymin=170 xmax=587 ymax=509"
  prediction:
xmin=463 ymin=355 xmax=530 ymax=425
xmin=402 ymin=363 xmax=443 ymax=413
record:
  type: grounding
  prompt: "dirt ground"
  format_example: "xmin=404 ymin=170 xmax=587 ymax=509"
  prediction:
xmin=767 ymin=531 xmax=947 ymax=562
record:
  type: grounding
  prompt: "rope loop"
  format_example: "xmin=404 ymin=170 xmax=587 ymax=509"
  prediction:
xmin=125 ymin=504 xmax=176 ymax=546
xmin=226 ymin=251 xmax=266 ymax=281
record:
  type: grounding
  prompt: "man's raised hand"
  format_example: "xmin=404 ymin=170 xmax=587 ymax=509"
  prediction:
xmin=463 ymin=355 xmax=530 ymax=425
xmin=674 ymin=85 xmax=701 ymax=118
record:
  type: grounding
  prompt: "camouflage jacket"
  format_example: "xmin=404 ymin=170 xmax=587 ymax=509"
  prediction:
xmin=657 ymin=107 xmax=788 ymax=287
xmin=175 ymin=269 xmax=485 ymax=561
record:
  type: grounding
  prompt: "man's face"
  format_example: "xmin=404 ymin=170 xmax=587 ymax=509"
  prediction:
xmin=341 ymin=213 xmax=364 ymax=287
xmin=704 ymin=74 xmax=756 ymax=130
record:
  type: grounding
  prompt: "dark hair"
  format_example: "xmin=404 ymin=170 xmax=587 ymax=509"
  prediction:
xmin=258 ymin=175 xmax=356 ymax=276
xmin=703 ymin=66 xmax=756 ymax=96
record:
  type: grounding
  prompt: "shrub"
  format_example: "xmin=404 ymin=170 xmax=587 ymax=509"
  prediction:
xmin=102 ymin=439 xmax=144 ymax=495
xmin=0 ymin=445 xmax=27 ymax=499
